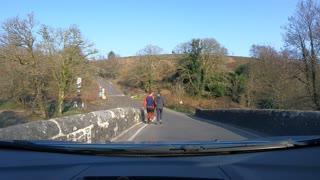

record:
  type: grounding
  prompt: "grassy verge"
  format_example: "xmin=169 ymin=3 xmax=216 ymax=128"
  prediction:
xmin=62 ymin=108 xmax=87 ymax=116
xmin=0 ymin=100 xmax=24 ymax=110
xmin=166 ymin=104 xmax=195 ymax=114
xmin=56 ymin=107 xmax=88 ymax=117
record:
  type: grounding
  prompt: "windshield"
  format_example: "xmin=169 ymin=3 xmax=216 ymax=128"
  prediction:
xmin=0 ymin=0 xmax=319 ymax=146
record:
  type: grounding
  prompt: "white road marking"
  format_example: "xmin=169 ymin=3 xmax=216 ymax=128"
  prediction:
xmin=111 ymin=122 xmax=142 ymax=142
xmin=128 ymin=124 xmax=148 ymax=141
xmin=128 ymin=117 xmax=157 ymax=141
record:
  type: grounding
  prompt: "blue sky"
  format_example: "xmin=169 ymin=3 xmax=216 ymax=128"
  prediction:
xmin=1 ymin=0 xmax=300 ymax=58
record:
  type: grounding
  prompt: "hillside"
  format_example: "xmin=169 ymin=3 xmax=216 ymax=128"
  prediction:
xmin=94 ymin=54 xmax=254 ymax=113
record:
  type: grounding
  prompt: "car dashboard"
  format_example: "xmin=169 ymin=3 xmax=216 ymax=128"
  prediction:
xmin=0 ymin=143 xmax=319 ymax=180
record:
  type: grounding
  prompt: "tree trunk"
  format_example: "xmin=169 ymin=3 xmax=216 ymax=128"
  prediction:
xmin=57 ymin=88 xmax=65 ymax=115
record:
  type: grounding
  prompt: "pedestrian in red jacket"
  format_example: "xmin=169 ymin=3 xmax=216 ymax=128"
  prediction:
xmin=142 ymin=90 xmax=156 ymax=124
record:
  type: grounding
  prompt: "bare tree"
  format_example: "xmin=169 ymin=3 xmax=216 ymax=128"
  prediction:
xmin=250 ymin=44 xmax=279 ymax=59
xmin=101 ymin=51 xmax=121 ymax=79
xmin=246 ymin=45 xmax=306 ymax=109
xmin=0 ymin=13 xmax=47 ymax=117
xmin=283 ymin=0 xmax=320 ymax=110
xmin=39 ymin=25 xmax=97 ymax=114
xmin=124 ymin=45 xmax=164 ymax=92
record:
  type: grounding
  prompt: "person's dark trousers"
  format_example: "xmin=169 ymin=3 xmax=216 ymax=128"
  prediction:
xmin=156 ymin=108 xmax=163 ymax=123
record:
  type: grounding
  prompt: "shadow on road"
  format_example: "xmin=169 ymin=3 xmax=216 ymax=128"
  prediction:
xmin=186 ymin=114 xmax=264 ymax=139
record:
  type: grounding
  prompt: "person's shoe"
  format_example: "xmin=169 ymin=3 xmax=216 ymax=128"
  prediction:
xmin=160 ymin=121 xmax=162 ymax=124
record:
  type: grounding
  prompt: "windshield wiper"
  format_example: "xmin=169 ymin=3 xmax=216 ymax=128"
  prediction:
xmin=168 ymin=140 xmax=310 ymax=154
xmin=0 ymin=137 xmax=319 ymax=156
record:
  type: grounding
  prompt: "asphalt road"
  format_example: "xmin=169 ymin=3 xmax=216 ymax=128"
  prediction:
xmin=95 ymin=78 xmax=258 ymax=142
xmin=88 ymin=78 xmax=141 ymax=111
xmin=130 ymin=108 xmax=251 ymax=142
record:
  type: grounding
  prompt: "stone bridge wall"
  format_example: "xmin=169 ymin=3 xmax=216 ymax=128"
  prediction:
xmin=0 ymin=107 xmax=141 ymax=143
xmin=195 ymin=108 xmax=320 ymax=136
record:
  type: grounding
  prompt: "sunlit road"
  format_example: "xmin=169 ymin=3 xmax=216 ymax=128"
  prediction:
xmin=96 ymin=78 xmax=259 ymax=142
xmin=130 ymin=108 xmax=253 ymax=142
xmin=89 ymin=78 xmax=141 ymax=110
xmin=97 ymin=78 xmax=125 ymax=96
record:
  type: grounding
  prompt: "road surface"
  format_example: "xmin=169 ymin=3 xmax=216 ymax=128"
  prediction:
xmin=130 ymin=108 xmax=254 ymax=142
xmin=88 ymin=78 xmax=141 ymax=111
xmin=94 ymin=78 xmax=259 ymax=142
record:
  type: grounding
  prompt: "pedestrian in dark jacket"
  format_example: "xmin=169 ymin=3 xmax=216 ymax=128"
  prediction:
xmin=155 ymin=92 xmax=165 ymax=124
